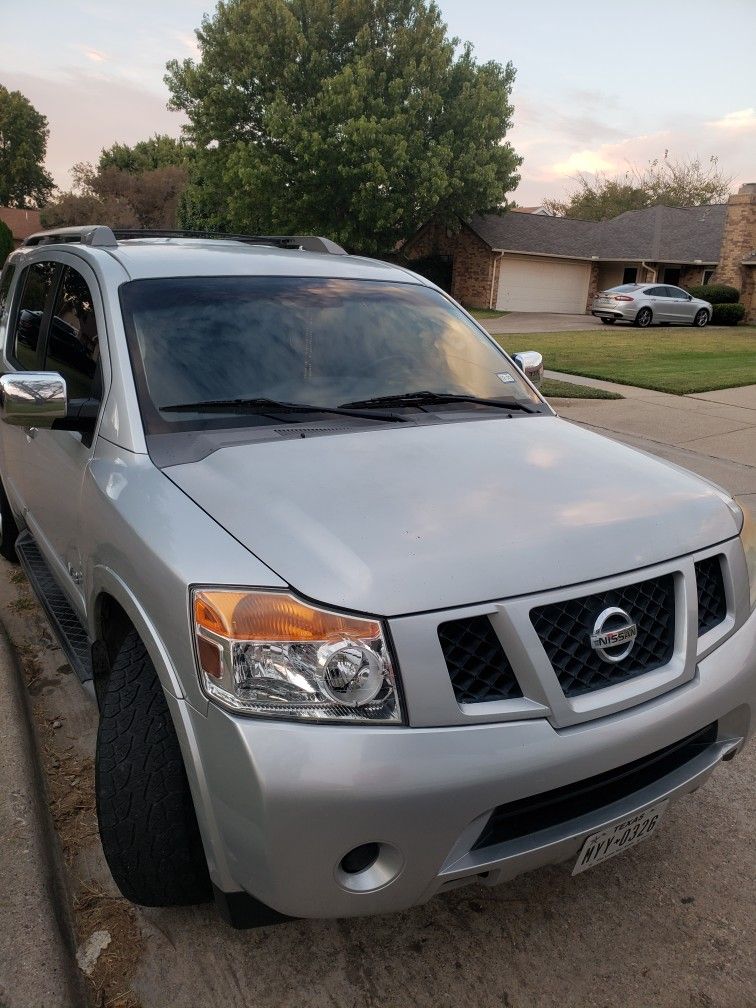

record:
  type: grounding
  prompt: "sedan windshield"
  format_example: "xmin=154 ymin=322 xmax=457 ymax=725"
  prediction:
xmin=119 ymin=276 xmax=543 ymax=433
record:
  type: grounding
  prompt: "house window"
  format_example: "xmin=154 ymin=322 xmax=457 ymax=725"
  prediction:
xmin=663 ymin=267 xmax=681 ymax=286
xmin=703 ymin=269 xmax=715 ymax=284
xmin=622 ymin=266 xmax=638 ymax=284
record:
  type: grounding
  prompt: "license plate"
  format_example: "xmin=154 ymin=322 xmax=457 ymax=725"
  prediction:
xmin=572 ymin=799 xmax=669 ymax=875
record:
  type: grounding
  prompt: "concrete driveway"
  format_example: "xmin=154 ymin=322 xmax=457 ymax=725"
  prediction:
xmin=484 ymin=313 xmax=742 ymax=335
xmin=485 ymin=311 xmax=604 ymax=334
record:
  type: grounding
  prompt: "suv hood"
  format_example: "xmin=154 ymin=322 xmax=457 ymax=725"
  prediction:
xmin=165 ymin=416 xmax=738 ymax=616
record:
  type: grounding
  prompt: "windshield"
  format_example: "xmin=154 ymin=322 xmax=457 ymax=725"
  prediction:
xmin=606 ymin=284 xmax=642 ymax=293
xmin=120 ymin=276 xmax=543 ymax=433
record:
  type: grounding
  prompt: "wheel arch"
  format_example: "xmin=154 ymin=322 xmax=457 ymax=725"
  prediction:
xmin=89 ymin=566 xmax=185 ymax=700
xmin=90 ymin=567 xmax=238 ymax=892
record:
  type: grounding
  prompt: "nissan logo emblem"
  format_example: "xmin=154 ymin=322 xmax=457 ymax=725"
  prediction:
xmin=589 ymin=606 xmax=638 ymax=664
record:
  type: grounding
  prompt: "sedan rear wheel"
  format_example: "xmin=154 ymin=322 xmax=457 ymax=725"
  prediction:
xmin=694 ymin=309 xmax=709 ymax=328
xmin=634 ymin=307 xmax=653 ymax=328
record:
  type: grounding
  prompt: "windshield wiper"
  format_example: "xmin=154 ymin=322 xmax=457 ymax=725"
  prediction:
xmin=339 ymin=391 xmax=539 ymax=414
xmin=159 ymin=396 xmax=408 ymax=423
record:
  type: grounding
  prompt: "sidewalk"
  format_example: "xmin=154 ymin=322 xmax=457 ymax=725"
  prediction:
xmin=0 ymin=625 xmax=87 ymax=1007
xmin=547 ymin=371 xmax=756 ymax=500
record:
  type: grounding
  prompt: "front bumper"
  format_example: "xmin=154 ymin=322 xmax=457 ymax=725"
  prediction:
xmin=184 ymin=605 xmax=756 ymax=920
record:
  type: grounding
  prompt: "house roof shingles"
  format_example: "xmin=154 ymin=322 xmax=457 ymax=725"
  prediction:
xmin=467 ymin=203 xmax=727 ymax=264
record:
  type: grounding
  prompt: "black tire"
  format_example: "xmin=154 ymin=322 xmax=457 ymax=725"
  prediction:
xmin=0 ymin=478 xmax=19 ymax=563
xmin=95 ymin=629 xmax=212 ymax=906
xmin=634 ymin=307 xmax=653 ymax=328
xmin=694 ymin=308 xmax=709 ymax=328
xmin=600 ymin=318 xmax=616 ymax=325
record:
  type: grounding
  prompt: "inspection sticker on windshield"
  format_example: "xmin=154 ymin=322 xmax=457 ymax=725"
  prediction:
xmin=496 ymin=371 xmax=516 ymax=383
xmin=572 ymin=799 xmax=669 ymax=875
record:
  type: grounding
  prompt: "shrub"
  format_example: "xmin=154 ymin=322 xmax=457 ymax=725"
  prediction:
xmin=0 ymin=220 xmax=13 ymax=267
xmin=685 ymin=283 xmax=740 ymax=304
xmin=711 ymin=302 xmax=746 ymax=325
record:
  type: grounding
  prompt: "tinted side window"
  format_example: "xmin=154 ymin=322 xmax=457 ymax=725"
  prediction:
xmin=666 ymin=286 xmax=686 ymax=298
xmin=45 ymin=266 xmax=99 ymax=399
xmin=0 ymin=265 xmax=15 ymax=324
xmin=11 ymin=261 xmax=58 ymax=370
xmin=646 ymin=286 xmax=668 ymax=297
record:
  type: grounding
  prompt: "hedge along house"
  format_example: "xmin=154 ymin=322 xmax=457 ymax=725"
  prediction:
xmin=402 ymin=183 xmax=756 ymax=321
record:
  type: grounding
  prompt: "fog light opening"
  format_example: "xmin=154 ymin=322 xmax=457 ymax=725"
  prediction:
xmin=340 ymin=843 xmax=380 ymax=875
xmin=334 ymin=842 xmax=404 ymax=893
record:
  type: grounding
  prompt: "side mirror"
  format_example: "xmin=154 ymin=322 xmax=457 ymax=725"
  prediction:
xmin=512 ymin=350 xmax=544 ymax=388
xmin=0 ymin=372 xmax=67 ymax=428
xmin=0 ymin=372 xmax=98 ymax=434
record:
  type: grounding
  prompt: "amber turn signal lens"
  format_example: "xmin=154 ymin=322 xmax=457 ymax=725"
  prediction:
xmin=193 ymin=590 xmax=381 ymax=642
xmin=196 ymin=635 xmax=223 ymax=679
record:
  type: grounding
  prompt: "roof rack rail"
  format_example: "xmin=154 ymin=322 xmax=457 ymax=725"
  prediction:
xmin=23 ymin=226 xmax=347 ymax=255
xmin=24 ymin=225 xmax=118 ymax=248
xmin=111 ymin=230 xmax=348 ymax=254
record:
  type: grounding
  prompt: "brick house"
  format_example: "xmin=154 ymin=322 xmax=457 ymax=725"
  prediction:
xmin=402 ymin=183 xmax=756 ymax=321
xmin=0 ymin=206 xmax=42 ymax=251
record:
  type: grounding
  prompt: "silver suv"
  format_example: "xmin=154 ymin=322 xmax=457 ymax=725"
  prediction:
xmin=0 ymin=227 xmax=754 ymax=927
xmin=592 ymin=283 xmax=713 ymax=327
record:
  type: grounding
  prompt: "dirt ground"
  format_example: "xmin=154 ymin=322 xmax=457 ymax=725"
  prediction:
xmin=3 ymin=556 xmax=755 ymax=1008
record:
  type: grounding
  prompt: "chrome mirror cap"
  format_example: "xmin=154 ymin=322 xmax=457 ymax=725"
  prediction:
xmin=0 ymin=372 xmax=67 ymax=428
xmin=512 ymin=351 xmax=544 ymax=388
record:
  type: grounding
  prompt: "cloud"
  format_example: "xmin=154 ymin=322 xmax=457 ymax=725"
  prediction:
xmin=509 ymin=98 xmax=756 ymax=205
xmin=707 ymin=108 xmax=756 ymax=132
xmin=85 ymin=49 xmax=108 ymax=63
xmin=3 ymin=69 xmax=186 ymax=189
xmin=552 ymin=149 xmax=616 ymax=176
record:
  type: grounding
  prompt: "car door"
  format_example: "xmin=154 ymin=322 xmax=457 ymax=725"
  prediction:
xmin=0 ymin=259 xmax=61 ymax=521
xmin=645 ymin=286 xmax=672 ymax=322
xmin=665 ymin=286 xmax=696 ymax=323
xmin=20 ymin=257 xmax=107 ymax=615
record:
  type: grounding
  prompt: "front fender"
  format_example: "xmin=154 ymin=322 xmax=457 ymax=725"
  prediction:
xmin=88 ymin=564 xmax=186 ymax=700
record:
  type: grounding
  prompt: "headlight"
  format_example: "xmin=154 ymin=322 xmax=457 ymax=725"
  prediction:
xmin=192 ymin=589 xmax=403 ymax=723
xmin=738 ymin=497 xmax=756 ymax=612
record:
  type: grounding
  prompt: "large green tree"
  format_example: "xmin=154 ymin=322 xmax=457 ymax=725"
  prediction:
xmin=165 ymin=0 xmax=521 ymax=252
xmin=98 ymin=134 xmax=188 ymax=174
xmin=545 ymin=154 xmax=732 ymax=221
xmin=0 ymin=85 xmax=55 ymax=207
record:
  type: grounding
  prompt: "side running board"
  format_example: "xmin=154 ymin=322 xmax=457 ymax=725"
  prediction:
xmin=15 ymin=532 xmax=94 ymax=690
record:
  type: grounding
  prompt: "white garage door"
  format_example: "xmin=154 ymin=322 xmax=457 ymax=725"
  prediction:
xmin=496 ymin=255 xmax=590 ymax=313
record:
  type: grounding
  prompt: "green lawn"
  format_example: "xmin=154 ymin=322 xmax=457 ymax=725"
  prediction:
xmin=495 ymin=328 xmax=756 ymax=395
xmin=540 ymin=378 xmax=622 ymax=400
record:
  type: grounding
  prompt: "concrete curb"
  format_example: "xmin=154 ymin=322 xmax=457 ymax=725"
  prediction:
xmin=0 ymin=621 xmax=89 ymax=1008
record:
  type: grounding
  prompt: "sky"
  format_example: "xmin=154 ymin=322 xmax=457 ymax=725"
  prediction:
xmin=1 ymin=0 xmax=755 ymax=206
